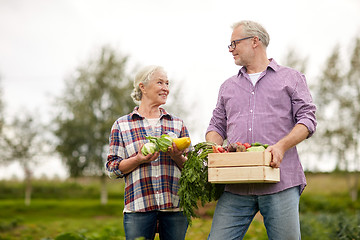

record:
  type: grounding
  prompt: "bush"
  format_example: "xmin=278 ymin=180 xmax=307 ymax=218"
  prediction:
xmin=300 ymin=193 xmax=358 ymax=214
xmin=55 ymin=233 xmax=86 ymax=240
xmin=0 ymin=218 xmax=22 ymax=232
xmin=301 ymin=212 xmax=360 ymax=239
xmin=0 ymin=178 xmax=124 ymax=200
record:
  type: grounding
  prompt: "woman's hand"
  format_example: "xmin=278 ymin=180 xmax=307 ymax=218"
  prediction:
xmin=167 ymin=142 xmax=184 ymax=158
xmin=166 ymin=142 xmax=187 ymax=169
xmin=136 ymin=149 xmax=160 ymax=164
xmin=118 ymin=146 xmax=159 ymax=174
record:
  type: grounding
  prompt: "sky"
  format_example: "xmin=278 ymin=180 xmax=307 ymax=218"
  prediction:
xmin=1 ymin=0 xmax=360 ymax=179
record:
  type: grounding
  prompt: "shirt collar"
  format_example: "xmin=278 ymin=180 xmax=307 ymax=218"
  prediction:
xmin=237 ymin=58 xmax=279 ymax=77
xmin=130 ymin=106 xmax=173 ymax=120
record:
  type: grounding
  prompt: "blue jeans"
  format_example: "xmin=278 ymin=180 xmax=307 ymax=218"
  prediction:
xmin=208 ymin=186 xmax=301 ymax=240
xmin=124 ymin=211 xmax=188 ymax=240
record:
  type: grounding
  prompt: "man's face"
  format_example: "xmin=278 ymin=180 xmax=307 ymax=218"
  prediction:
xmin=229 ymin=26 xmax=253 ymax=66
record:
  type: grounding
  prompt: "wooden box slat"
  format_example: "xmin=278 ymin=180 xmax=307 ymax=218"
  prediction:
xmin=208 ymin=152 xmax=272 ymax=167
xmin=208 ymin=166 xmax=280 ymax=183
xmin=207 ymin=152 xmax=280 ymax=183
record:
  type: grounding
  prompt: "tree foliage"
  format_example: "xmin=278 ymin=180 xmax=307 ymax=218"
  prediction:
xmin=282 ymin=48 xmax=308 ymax=74
xmin=0 ymin=77 xmax=4 ymax=137
xmin=52 ymin=46 xmax=135 ymax=178
xmin=1 ymin=113 xmax=43 ymax=205
xmin=315 ymin=40 xmax=360 ymax=170
xmin=314 ymin=37 xmax=360 ymax=200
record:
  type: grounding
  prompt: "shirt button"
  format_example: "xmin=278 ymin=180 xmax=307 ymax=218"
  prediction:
xmin=251 ymin=92 xmax=255 ymax=95
xmin=250 ymin=109 xmax=253 ymax=113
xmin=249 ymin=128 xmax=252 ymax=131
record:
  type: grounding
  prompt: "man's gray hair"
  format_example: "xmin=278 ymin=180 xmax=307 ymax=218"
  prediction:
xmin=232 ymin=20 xmax=270 ymax=48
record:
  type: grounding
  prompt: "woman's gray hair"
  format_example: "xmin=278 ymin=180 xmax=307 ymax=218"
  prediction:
xmin=232 ymin=20 xmax=270 ymax=48
xmin=131 ymin=65 xmax=166 ymax=104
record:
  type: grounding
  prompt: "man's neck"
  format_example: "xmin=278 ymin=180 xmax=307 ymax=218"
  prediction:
xmin=246 ymin=57 xmax=270 ymax=74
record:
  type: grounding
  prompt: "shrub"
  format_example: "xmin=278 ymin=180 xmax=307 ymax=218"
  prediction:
xmin=300 ymin=193 xmax=356 ymax=213
xmin=0 ymin=179 xmax=124 ymax=200
xmin=301 ymin=212 xmax=360 ymax=239
xmin=0 ymin=218 xmax=22 ymax=232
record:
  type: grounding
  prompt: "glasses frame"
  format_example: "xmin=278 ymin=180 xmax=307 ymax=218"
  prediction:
xmin=228 ymin=36 xmax=254 ymax=50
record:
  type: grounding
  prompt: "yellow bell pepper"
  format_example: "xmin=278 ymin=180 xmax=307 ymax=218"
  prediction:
xmin=173 ymin=137 xmax=191 ymax=150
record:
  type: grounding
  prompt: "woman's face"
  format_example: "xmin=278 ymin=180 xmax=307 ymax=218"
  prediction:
xmin=141 ymin=70 xmax=169 ymax=106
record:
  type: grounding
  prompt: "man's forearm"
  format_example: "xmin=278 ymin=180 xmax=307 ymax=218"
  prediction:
xmin=205 ymin=131 xmax=224 ymax=145
xmin=267 ymin=123 xmax=309 ymax=168
xmin=276 ymin=123 xmax=309 ymax=152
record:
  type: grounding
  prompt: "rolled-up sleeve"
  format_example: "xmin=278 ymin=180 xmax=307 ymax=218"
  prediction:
xmin=105 ymin=155 xmax=124 ymax=179
xmin=105 ymin=124 xmax=125 ymax=178
xmin=292 ymin=74 xmax=317 ymax=138
xmin=206 ymin=86 xmax=228 ymax=140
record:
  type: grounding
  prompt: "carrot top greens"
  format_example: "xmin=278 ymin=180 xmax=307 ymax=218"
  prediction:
xmin=179 ymin=142 xmax=224 ymax=225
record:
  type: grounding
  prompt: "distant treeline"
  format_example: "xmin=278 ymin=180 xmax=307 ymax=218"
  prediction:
xmin=0 ymin=178 xmax=124 ymax=200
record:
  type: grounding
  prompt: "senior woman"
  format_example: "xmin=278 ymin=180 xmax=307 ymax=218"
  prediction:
xmin=105 ymin=65 xmax=190 ymax=240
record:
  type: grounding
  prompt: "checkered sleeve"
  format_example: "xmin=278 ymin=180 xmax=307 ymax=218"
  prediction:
xmin=105 ymin=121 xmax=125 ymax=179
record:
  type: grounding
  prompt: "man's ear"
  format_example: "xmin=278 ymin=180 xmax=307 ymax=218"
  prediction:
xmin=253 ymin=36 xmax=260 ymax=48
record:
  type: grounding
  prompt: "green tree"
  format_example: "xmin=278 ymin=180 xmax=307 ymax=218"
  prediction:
xmin=0 ymin=77 xmax=5 ymax=165
xmin=52 ymin=46 xmax=135 ymax=204
xmin=344 ymin=37 xmax=360 ymax=201
xmin=1 ymin=113 xmax=43 ymax=205
xmin=314 ymin=37 xmax=360 ymax=201
xmin=281 ymin=48 xmax=321 ymax=172
xmin=308 ymin=46 xmax=344 ymax=173
xmin=0 ymin=76 xmax=4 ymax=135
xmin=282 ymin=48 xmax=308 ymax=74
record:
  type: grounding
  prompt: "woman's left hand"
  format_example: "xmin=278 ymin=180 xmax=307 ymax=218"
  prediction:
xmin=166 ymin=142 xmax=187 ymax=169
xmin=167 ymin=142 xmax=184 ymax=159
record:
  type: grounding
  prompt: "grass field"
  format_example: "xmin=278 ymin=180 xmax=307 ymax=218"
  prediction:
xmin=0 ymin=173 xmax=359 ymax=239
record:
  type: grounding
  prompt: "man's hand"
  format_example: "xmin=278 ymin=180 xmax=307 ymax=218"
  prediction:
xmin=265 ymin=144 xmax=285 ymax=168
xmin=265 ymin=124 xmax=310 ymax=168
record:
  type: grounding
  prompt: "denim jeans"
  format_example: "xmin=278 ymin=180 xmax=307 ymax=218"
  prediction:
xmin=208 ymin=186 xmax=301 ymax=240
xmin=124 ymin=211 xmax=188 ymax=240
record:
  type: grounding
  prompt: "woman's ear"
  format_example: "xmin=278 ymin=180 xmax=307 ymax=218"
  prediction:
xmin=139 ymin=83 xmax=146 ymax=94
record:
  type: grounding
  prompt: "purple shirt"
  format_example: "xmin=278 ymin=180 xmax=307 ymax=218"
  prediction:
xmin=206 ymin=59 xmax=317 ymax=195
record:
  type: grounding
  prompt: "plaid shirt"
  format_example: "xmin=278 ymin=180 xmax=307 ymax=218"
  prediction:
xmin=105 ymin=107 xmax=190 ymax=212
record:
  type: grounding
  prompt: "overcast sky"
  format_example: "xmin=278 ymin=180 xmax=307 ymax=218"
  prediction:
xmin=1 ymin=0 xmax=360 ymax=179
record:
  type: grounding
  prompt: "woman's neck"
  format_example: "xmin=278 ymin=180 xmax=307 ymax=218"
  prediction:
xmin=138 ymin=104 xmax=161 ymax=118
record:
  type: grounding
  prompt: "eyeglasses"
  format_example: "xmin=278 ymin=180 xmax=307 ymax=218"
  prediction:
xmin=228 ymin=36 xmax=254 ymax=50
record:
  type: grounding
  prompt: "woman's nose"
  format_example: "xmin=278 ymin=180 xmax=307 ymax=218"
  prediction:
xmin=162 ymin=84 xmax=169 ymax=91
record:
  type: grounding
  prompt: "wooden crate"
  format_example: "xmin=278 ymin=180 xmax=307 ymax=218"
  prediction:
xmin=208 ymin=152 xmax=280 ymax=183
